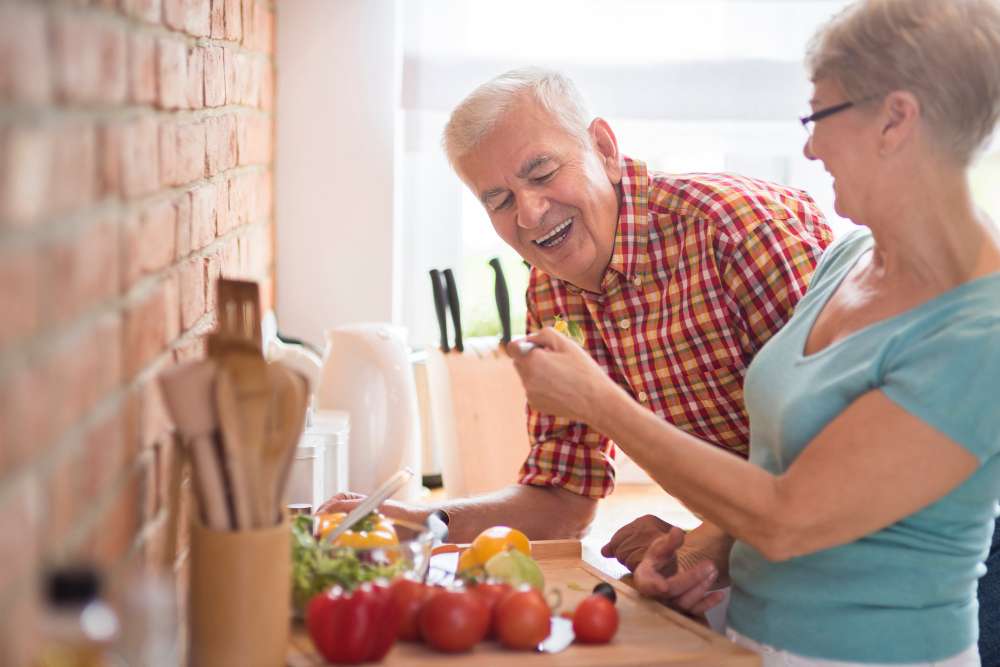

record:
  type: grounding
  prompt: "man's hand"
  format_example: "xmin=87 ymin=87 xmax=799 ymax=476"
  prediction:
xmin=630 ymin=527 xmax=726 ymax=617
xmin=601 ymin=514 xmax=676 ymax=572
xmin=315 ymin=492 xmax=432 ymax=527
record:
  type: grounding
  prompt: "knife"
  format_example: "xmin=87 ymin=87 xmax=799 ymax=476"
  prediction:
xmin=488 ymin=257 xmax=511 ymax=344
xmin=442 ymin=268 xmax=463 ymax=353
xmin=429 ymin=269 xmax=450 ymax=352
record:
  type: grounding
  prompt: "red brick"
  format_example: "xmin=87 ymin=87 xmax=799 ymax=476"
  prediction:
xmin=231 ymin=52 xmax=251 ymax=105
xmin=0 ymin=362 xmax=52 ymax=470
xmin=0 ymin=574 xmax=41 ymax=667
xmin=237 ymin=113 xmax=271 ymax=166
xmin=186 ymin=46 xmax=204 ymax=109
xmin=164 ymin=270 xmax=181 ymax=342
xmin=186 ymin=0 xmax=211 ymax=37
xmin=222 ymin=235 xmax=239 ymax=275
xmin=255 ymin=1 xmax=273 ymax=54
xmin=122 ymin=0 xmax=162 ymax=24
xmin=241 ymin=0 xmax=254 ymax=47
xmin=227 ymin=171 xmax=249 ymax=227
xmin=121 ymin=116 xmax=160 ymax=199
xmin=190 ymin=183 xmax=217 ymax=248
xmin=141 ymin=200 xmax=178 ymax=276
xmin=124 ymin=284 xmax=168 ymax=379
xmin=174 ymin=190 xmax=192 ymax=258
xmin=49 ymin=122 xmax=98 ymax=216
xmin=203 ymin=46 xmax=225 ymax=107
xmin=0 ymin=247 xmax=39 ymax=350
xmin=0 ymin=477 xmax=40 ymax=603
xmin=46 ymin=442 xmax=84 ymax=549
xmin=0 ymin=4 xmax=52 ymax=104
xmin=0 ymin=125 xmax=52 ymax=227
xmin=175 ymin=121 xmax=206 ymax=185
xmin=163 ymin=0 xmax=185 ymax=32
xmin=179 ymin=257 xmax=206 ymax=330
xmin=128 ymin=32 xmax=157 ymax=105
xmin=214 ymin=177 xmax=231 ymax=234
xmin=158 ymin=121 xmax=178 ymax=187
xmin=205 ymin=251 xmax=222 ymax=312
xmin=205 ymin=113 xmax=237 ymax=176
xmin=98 ymin=122 xmax=123 ymax=198
xmin=224 ymin=0 xmax=241 ymax=41
xmin=222 ymin=47 xmax=237 ymax=104
xmin=140 ymin=376 xmax=173 ymax=452
xmin=210 ymin=0 xmax=225 ymax=38
xmin=157 ymin=37 xmax=187 ymax=110
xmin=81 ymin=409 xmax=126 ymax=500
xmin=42 ymin=216 xmax=119 ymax=325
xmin=89 ymin=470 xmax=142 ymax=569
xmin=52 ymin=14 xmax=127 ymax=105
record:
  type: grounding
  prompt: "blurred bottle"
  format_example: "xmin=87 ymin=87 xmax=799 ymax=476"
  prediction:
xmin=35 ymin=566 xmax=119 ymax=667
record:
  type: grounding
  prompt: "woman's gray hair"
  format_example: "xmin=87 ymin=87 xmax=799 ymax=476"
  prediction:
xmin=807 ymin=0 xmax=1000 ymax=166
xmin=442 ymin=68 xmax=591 ymax=170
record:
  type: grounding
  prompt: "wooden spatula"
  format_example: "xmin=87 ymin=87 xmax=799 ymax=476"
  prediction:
xmin=262 ymin=362 xmax=309 ymax=524
xmin=208 ymin=279 xmax=270 ymax=528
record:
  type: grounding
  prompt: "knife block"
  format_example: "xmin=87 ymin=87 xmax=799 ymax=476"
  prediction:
xmin=188 ymin=517 xmax=290 ymax=667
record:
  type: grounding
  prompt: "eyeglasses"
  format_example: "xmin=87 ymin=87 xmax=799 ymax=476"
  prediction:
xmin=799 ymin=95 xmax=881 ymax=136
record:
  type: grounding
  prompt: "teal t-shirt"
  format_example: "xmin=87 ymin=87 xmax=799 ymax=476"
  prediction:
xmin=728 ymin=229 xmax=1000 ymax=662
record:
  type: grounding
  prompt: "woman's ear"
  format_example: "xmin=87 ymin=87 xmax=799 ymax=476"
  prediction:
xmin=590 ymin=117 xmax=622 ymax=184
xmin=879 ymin=90 xmax=921 ymax=156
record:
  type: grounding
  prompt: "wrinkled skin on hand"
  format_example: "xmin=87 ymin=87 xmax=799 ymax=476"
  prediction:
xmin=601 ymin=514 xmax=676 ymax=572
xmin=629 ymin=526 xmax=726 ymax=617
xmin=316 ymin=492 xmax=431 ymax=527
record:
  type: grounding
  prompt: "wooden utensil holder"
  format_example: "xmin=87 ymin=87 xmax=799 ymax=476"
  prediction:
xmin=189 ymin=517 xmax=290 ymax=667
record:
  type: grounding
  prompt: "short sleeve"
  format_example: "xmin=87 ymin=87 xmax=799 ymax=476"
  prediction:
xmin=881 ymin=315 xmax=1000 ymax=462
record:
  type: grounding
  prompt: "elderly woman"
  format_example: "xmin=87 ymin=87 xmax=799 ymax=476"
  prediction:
xmin=509 ymin=0 xmax=1000 ymax=664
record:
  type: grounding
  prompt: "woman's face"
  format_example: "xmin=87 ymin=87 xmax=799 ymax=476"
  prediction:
xmin=803 ymin=79 xmax=883 ymax=222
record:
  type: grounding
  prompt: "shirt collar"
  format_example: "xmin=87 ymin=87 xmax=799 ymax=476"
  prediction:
xmin=598 ymin=156 xmax=650 ymax=293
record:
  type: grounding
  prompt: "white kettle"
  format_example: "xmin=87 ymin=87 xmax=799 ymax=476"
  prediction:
xmin=316 ymin=323 xmax=422 ymax=502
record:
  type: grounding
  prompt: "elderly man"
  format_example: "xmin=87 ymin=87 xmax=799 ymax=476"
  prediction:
xmin=321 ymin=67 xmax=831 ymax=612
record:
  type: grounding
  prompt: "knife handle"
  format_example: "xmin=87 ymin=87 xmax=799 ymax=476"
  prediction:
xmin=488 ymin=257 xmax=512 ymax=344
xmin=429 ymin=269 xmax=450 ymax=352
xmin=442 ymin=268 xmax=463 ymax=353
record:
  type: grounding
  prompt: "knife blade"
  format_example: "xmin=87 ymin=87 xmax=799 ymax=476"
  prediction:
xmin=537 ymin=615 xmax=575 ymax=653
xmin=429 ymin=269 xmax=450 ymax=352
xmin=442 ymin=268 xmax=463 ymax=353
xmin=488 ymin=257 xmax=512 ymax=344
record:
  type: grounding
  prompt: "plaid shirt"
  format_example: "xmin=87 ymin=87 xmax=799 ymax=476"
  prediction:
xmin=518 ymin=157 xmax=832 ymax=498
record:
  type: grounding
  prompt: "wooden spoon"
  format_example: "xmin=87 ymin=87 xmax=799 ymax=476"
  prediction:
xmin=262 ymin=362 xmax=309 ymax=525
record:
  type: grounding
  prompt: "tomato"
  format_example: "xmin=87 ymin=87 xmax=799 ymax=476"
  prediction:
xmin=494 ymin=586 xmax=550 ymax=650
xmin=470 ymin=526 xmax=531 ymax=565
xmin=469 ymin=581 xmax=512 ymax=638
xmin=387 ymin=577 xmax=436 ymax=642
xmin=418 ymin=588 xmax=490 ymax=653
xmin=572 ymin=594 xmax=618 ymax=644
xmin=306 ymin=582 xmax=400 ymax=664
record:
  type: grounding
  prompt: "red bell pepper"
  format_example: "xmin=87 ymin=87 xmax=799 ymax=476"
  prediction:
xmin=306 ymin=582 xmax=401 ymax=664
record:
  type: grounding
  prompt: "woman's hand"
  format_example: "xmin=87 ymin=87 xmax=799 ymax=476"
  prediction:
xmin=507 ymin=327 xmax=618 ymax=425
xmin=631 ymin=527 xmax=727 ymax=617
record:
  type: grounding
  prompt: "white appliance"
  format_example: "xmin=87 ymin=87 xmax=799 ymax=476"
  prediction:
xmin=315 ymin=324 xmax=422 ymax=502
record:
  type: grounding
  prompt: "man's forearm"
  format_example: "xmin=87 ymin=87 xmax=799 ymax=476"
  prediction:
xmin=436 ymin=484 xmax=598 ymax=543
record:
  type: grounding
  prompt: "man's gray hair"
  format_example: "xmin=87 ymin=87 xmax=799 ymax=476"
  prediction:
xmin=442 ymin=67 xmax=591 ymax=170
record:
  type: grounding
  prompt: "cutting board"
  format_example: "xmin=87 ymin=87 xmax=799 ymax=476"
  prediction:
xmin=286 ymin=540 xmax=759 ymax=666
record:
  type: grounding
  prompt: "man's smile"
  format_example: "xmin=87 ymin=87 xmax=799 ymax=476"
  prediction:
xmin=533 ymin=217 xmax=574 ymax=249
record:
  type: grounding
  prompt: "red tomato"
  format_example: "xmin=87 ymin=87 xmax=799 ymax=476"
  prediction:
xmin=469 ymin=581 xmax=512 ymax=638
xmin=387 ymin=577 xmax=436 ymax=642
xmin=494 ymin=587 xmax=550 ymax=650
xmin=418 ymin=589 xmax=490 ymax=653
xmin=306 ymin=582 xmax=400 ymax=664
xmin=572 ymin=594 xmax=619 ymax=644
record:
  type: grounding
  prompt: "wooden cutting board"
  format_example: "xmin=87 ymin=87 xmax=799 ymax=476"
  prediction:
xmin=286 ymin=540 xmax=759 ymax=666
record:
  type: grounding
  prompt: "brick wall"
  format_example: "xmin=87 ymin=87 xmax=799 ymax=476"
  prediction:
xmin=0 ymin=0 xmax=275 ymax=663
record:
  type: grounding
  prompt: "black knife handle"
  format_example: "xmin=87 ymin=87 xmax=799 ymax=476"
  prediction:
xmin=488 ymin=257 xmax=511 ymax=344
xmin=429 ymin=269 xmax=449 ymax=352
xmin=442 ymin=268 xmax=463 ymax=353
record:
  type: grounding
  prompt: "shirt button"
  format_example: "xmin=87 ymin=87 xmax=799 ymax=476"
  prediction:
xmin=619 ymin=318 xmax=631 ymax=330
xmin=638 ymin=391 xmax=649 ymax=402
xmin=632 ymin=275 xmax=642 ymax=287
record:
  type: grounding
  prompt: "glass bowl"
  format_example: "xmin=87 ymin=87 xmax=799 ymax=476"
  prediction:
xmin=290 ymin=515 xmax=433 ymax=616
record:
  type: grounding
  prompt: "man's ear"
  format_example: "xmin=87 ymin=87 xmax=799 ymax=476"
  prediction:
xmin=589 ymin=118 xmax=621 ymax=184
xmin=879 ymin=90 xmax=920 ymax=157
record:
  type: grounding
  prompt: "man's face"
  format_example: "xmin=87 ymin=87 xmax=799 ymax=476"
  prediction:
xmin=455 ymin=98 xmax=622 ymax=292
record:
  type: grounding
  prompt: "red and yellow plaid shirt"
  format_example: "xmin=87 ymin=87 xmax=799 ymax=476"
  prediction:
xmin=519 ymin=157 xmax=832 ymax=498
